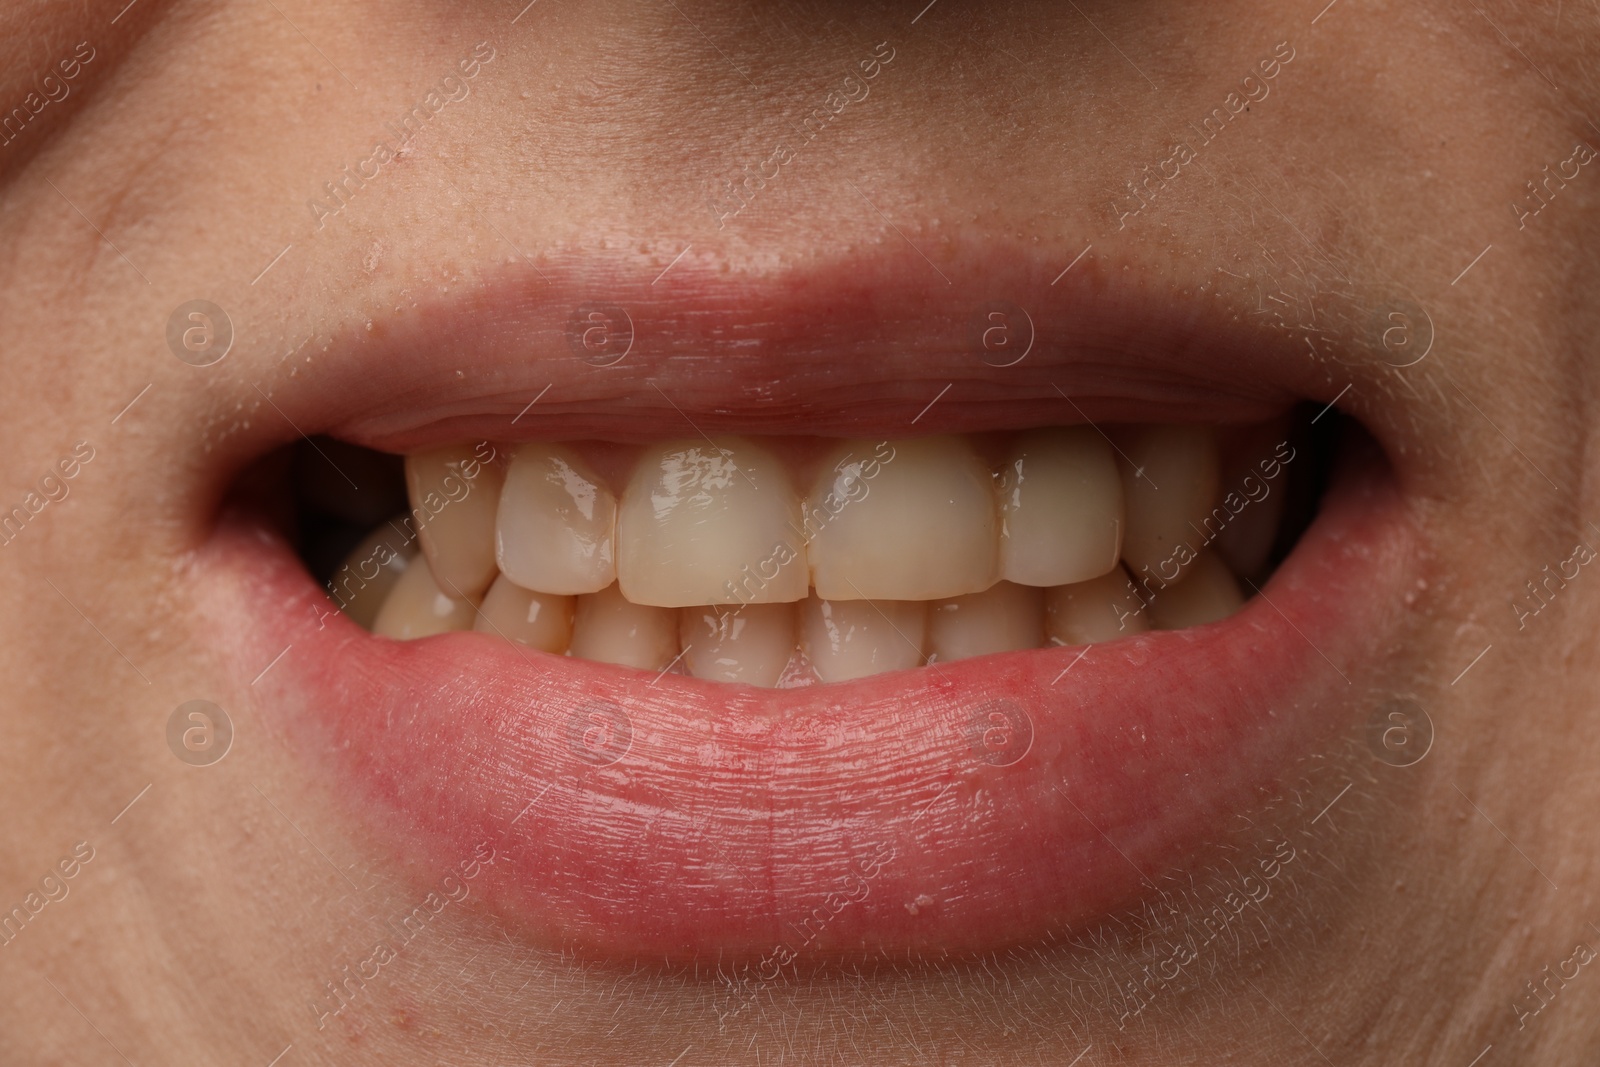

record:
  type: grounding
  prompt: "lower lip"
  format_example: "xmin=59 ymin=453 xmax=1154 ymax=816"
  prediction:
xmin=199 ymin=453 xmax=1414 ymax=963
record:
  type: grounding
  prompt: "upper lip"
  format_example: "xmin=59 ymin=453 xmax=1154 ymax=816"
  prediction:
xmin=200 ymin=240 xmax=1376 ymax=490
xmin=193 ymin=241 xmax=1422 ymax=962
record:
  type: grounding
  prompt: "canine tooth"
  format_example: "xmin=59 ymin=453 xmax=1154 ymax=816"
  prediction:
xmin=928 ymin=581 xmax=1044 ymax=662
xmin=330 ymin=522 xmax=418 ymax=631
xmin=1044 ymin=566 xmax=1149 ymax=646
xmin=679 ymin=603 xmax=796 ymax=687
xmin=1116 ymin=425 xmax=1219 ymax=578
xmin=372 ymin=558 xmax=477 ymax=639
xmin=405 ymin=444 xmax=504 ymax=598
xmin=474 ymin=574 xmax=574 ymax=652
xmin=807 ymin=437 xmax=998 ymax=601
xmin=1149 ymin=552 xmax=1245 ymax=630
xmin=998 ymin=427 xmax=1123 ymax=587
xmin=1212 ymin=426 xmax=1292 ymax=579
xmin=617 ymin=437 xmax=807 ymax=607
xmin=569 ymin=583 xmax=680 ymax=670
xmin=496 ymin=443 xmax=617 ymax=595
xmin=799 ymin=595 xmax=927 ymax=682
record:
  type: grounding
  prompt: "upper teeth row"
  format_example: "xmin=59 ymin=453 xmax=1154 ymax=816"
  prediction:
xmin=404 ymin=427 xmax=1220 ymax=608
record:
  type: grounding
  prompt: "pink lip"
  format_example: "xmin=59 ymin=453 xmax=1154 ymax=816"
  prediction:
xmin=192 ymin=247 xmax=1418 ymax=962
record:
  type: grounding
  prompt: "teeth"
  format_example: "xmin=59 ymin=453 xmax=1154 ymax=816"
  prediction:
xmin=1115 ymin=425 xmax=1220 ymax=579
xmin=997 ymin=427 xmax=1123 ymax=587
xmin=928 ymin=581 xmax=1044 ymax=662
xmin=799 ymin=595 xmax=927 ymax=682
xmin=1148 ymin=552 xmax=1245 ymax=630
xmin=405 ymin=444 xmax=504 ymax=598
xmin=330 ymin=522 xmax=418 ymax=631
xmin=807 ymin=437 xmax=998 ymax=601
xmin=568 ymin=582 xmax=680 ymax=670
xmin=474 ymin=574 xmax=575 ymax=652
xmin=496 ymin=443 xmax=617 ymax=595
xmin=362 ymin=421 xmax=1277 ymax=678
xmin=679 ymin=603 xmax=797 ymax=687
xmin=617 ymin=437 xmax=808 ymax=607
xmin=1213 ymin=427 xmax=1292 ymax=580
xmin=372 ymin=558 xmax=477 ymax=639
xmin=1044 ymin=566 xmax=1150 ymax=646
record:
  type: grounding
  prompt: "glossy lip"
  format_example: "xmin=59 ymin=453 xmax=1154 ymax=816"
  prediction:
xmin=191 ymin=246 xmax=1420 ymax=962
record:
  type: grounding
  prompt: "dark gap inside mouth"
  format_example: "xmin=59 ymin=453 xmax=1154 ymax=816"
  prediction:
xmin=247 ymin=407 xmax=1357 ymax=682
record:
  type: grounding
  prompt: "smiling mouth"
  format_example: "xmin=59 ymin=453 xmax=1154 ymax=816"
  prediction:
xmin=193 ymin=247 xmax=1418 ymax=963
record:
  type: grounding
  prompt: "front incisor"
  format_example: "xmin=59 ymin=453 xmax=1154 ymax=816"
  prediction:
xmin=618 ymin=437 xmax=807 ymax=607
xmin=807 ymin=436 xmax=998 ymax=601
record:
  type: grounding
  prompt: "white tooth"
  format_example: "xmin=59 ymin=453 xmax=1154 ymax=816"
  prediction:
xmin=1149 ymin=552 xmax=1245 ymax=630
xmin=1115 ymin=425 xmax=1219 ymax=579
xmin=372 ymin=558 xmax=477 ymax=639
xmin=807 ymin=437 xmax=998 ymax=601
xmin=799 ymin=595 xmax=927 ymax=682
xmin=405 ymin=443 xmax=505 ymax=598
xmin=617 ymin=437 xmax=807 ymax=608
xmin=496 ymin=442 xmax=617 ymax=595
xmin=569 ymin=583 xmax=680 ymax=670
xmin=927 ymin=581 xmax=1044 ymax=662
xmin=678 ymin=603 xmax=796 ymax=687
xmin=474 ymin=574 xmax=574 ymax=652
xmin=1044 ymin=566 xmax=1150 ymax=646
xmin=330 ymin=521 xmax=419 ymax=631
xmin=997 ymin=427 xmax=1123 ymax=587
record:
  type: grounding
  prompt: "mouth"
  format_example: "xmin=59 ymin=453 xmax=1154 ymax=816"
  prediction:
xmin=192 ymin=245 xmax=1419 ymax=965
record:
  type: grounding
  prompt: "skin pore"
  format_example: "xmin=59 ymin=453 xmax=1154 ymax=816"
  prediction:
xmin=3 ymin=0 xmax=1600 ymax=1063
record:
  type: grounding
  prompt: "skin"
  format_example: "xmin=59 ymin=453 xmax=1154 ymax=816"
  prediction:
xmin=2 ymin=0 xmax=1599 ymax=1063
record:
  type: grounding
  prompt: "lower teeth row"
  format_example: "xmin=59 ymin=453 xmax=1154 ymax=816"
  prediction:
xmin=316 ymin=422 xmax=1298 ymax=685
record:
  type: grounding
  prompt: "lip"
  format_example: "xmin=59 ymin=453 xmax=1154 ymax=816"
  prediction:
xmin=191 ymin=245 xmax=1420 ymax=962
